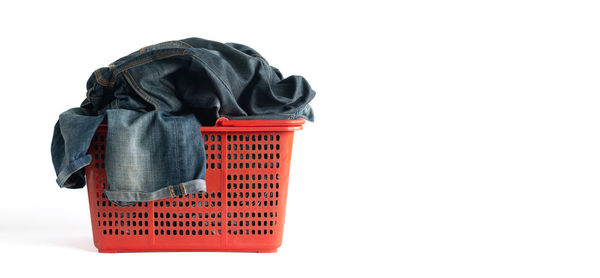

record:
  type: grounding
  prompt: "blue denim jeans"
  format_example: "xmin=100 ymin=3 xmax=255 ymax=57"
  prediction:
xmin=51 ymin=37 xmax=315 ymax=206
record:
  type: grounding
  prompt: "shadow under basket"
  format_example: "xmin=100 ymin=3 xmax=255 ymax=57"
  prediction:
xmin=85 ymin=117 xmax=304 ymax=253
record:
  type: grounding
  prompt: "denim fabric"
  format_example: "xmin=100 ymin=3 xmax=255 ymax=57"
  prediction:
xmin=85 ymin=37 xmax=315 ymax=125
xmin=104 ymin=110 xmax=206 ymax=206
xmin=51 ymin=108 xmax=206 ymax=207
xmin=51 ymin=37 xmax=315 ymax=207
xmin=51 ymin=108 xmax=105 ymax=188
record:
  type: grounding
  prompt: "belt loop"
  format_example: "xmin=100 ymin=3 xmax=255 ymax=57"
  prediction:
xmin=168 ymin=185 xmax=176 ymax=198
xmin=179 ymin=183 xmax=187 ymax=195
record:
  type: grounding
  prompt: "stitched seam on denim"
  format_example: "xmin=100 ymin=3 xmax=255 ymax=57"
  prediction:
xmin=105 ymin=190 xmax=170 ymax=202
xmin=94 ymin=69 xmax=111 ymax=86
xmin=123 ymin=70 xmax=161 ymax=110
xmin=188 ymin=55 xmax=234 ymax=96
xmin=85 ymin=87 xmax=92 ymax=98
xmin=139 ymin=41 xmax=181 ymax=54
xmin=140 ymin=40 xmax=191 ymax=55
xmin=250 ymin=53 xmax=268 ymax=64
xmin=174 ymin=117 xmax=182 ymax=182
xmin=147 ymin=40 xmax=193 ymax=50
xmin=96 ymin=50 xmax=186 ymax=88
xmin=103 ymin=179 xmax=206 ymax=201
xmin=176 ymin=40 xmax=194 ymax=48
xmin=268 ymin=64 xmax=272 ymax=84
xmin=104 ymin=179 xmax=205 ymax=196
xmin=57 ymin=156 xmax=90 ymax=187
xmin=109 ymin=50 xmax=187 ymax=84
xmin=115 ymin=50 xmax=186 ymax=75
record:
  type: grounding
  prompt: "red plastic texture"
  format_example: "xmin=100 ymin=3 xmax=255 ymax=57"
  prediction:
xmin=85 ymin=118 xmax=303 ymax=253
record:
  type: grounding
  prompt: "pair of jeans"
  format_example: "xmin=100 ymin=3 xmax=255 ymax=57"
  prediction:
xmin=51 ymin=38 xmax=315 ymax=206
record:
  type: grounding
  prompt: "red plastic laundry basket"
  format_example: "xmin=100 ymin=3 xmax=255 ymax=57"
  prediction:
xmin=85 ymin=117 xmax=304 ymax=253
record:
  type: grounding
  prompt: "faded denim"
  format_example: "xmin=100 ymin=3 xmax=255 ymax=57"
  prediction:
xmin=51 ymin=37 xmax=315 ymax=207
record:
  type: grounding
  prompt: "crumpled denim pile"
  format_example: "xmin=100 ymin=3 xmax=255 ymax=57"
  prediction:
xmin=51 ymin=38 xmax=315 ymax=206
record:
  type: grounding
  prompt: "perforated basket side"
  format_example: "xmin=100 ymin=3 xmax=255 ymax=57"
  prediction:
xmin=85 ymin=119 xmax=301 ymax=253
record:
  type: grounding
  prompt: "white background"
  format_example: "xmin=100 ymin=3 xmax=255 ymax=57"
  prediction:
xmin=0 ymin=0 xmax=599 ymax=277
